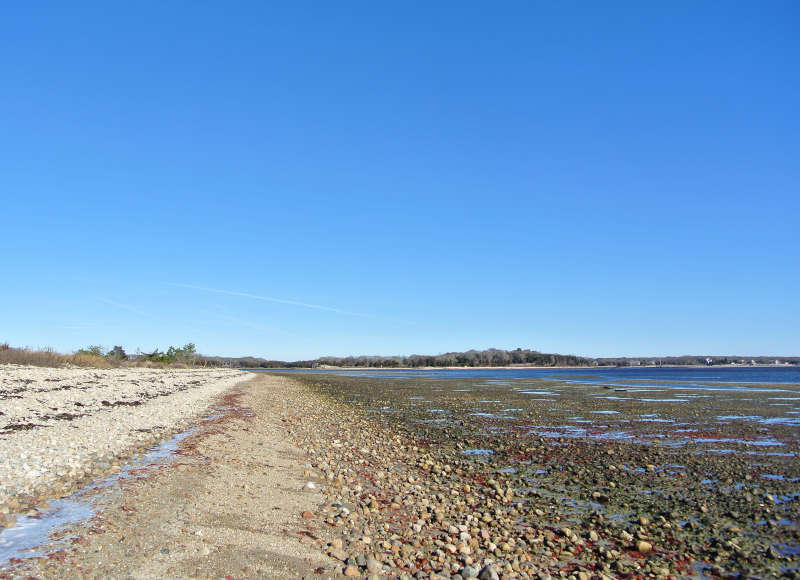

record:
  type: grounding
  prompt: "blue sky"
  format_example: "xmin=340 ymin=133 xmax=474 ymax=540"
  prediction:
xmin=1 ymin=1 xmax=798 ymax=359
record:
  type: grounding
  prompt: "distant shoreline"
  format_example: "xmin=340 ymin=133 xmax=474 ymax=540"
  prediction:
xmin=254 ymin=363 xmax=798 ymax=371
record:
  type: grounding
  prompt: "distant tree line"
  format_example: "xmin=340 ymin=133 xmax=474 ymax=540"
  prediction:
xmin=595 ymin=355 xmax=800 ymax=367
xmin=64 ymin=344 xmax=800 ymax=369
xmin=197 ymin=348 xmax=593 ymax=369
xmin=302 ymin=348 xmax=591 ymax=368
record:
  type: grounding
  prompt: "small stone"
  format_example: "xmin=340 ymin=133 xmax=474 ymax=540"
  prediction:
xmin=301 ymin=510 xmax=315 ymax=520
xmin=478 ymin=564 xmax=500 ymax=580
xmin=366 ymin=558 xmax=381 ymax=574
xmin=766 ymin=545 xmax=781 ymax=559
xmin=343 ymin=564 xmax=360 ymax=576
xmin=636 ymin=540 xmax=652 ymax=554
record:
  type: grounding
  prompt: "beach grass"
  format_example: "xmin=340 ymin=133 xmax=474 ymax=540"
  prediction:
xmin=0 ymin=344 xmax=191 ymax=369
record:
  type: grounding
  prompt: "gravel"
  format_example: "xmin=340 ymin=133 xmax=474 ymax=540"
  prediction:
xmin=0 ymin=364 xmax=247 ymax=516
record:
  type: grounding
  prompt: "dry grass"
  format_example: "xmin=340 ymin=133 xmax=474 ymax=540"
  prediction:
xmin=0 ymin=346 xmax=117 ymax=368
xmin=0 ymin=343 xmax=204 ymax=370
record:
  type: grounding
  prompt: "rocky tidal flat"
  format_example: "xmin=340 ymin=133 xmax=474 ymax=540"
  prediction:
xmin=0 ymin=364 xmax=247 ymax=525
xmin=284 ymin=372 xmax=800 ymax=579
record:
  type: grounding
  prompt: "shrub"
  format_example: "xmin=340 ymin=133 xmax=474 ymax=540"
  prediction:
xmin=76 ymin=345 xmax=105 ymax=357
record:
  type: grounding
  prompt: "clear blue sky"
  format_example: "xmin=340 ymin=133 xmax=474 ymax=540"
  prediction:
xmin=1 ymin=1 xmax=798 ymax=359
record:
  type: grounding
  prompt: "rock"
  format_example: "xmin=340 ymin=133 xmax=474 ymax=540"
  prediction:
xmin=636 ymin=540 xmax=652 ymax=554
xmin=301 ymin=510 xmax=315 ymax=520
xmin=461 ymin=565 xmax=479 ymax=578
xmin=766 ymin=545 xmax=781 ymax=559
xmin=330 ymin=549 xmax=348 ymax=561
xmin=366 ymin=558 xmax=381 ymax=574
xmin=343 ymin=564 xmax=360 ymax=576
xmin=478 ymin=565 xmax=499 ymax=580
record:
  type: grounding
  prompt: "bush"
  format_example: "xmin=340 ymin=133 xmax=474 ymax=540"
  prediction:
xmin=0 ymin=341 xmax=200 ymax=369
xmin=106 ymin=345 xmax=127 ymax=360
xmin=76 ymin=345 xmax=105 ymax=357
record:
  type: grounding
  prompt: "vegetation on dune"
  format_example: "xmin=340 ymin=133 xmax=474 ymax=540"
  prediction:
xmin=138 ymin=343 xmax=197 ymax=364
xmin=1 ymin=343 xmax=115 ymax=368
xmin=0 ymin=342 xmax=199 ymax=368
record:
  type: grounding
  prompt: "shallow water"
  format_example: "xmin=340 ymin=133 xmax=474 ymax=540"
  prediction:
xmin=253 ymin=365 xmax=800 ymax=386
xmin=0 ymin=426 xmax=196 ymax=568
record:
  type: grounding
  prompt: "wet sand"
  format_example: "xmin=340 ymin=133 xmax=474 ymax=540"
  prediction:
xmin=0 ymin=364 xmax=246 ymax=515
xmin=1 ymin=373 xmax=335 ymax=579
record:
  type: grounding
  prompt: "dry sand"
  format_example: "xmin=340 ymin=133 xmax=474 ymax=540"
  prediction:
xmin=1 ymin=373 xmax=338 ymax=579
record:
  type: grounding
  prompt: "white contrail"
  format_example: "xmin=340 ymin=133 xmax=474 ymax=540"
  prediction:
xmin=212 ymin=313 xmax=305 ymax=339
xmin=165 ymin=283 xmax=371 ymax=318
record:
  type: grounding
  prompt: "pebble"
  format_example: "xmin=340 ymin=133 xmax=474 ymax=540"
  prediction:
xmin=0 ymin=366 xmax=246 ymax=517
xmin=280 ymin=372 xmax=800 ymax=580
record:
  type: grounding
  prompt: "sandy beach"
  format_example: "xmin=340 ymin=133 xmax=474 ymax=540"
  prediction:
xmin=2 ymin=367 xmax=799 ymax=579
xmin=0 ymin=365 xmax=247 ymax=519
xmin=1 ymin=372 xmax=339 ymax=579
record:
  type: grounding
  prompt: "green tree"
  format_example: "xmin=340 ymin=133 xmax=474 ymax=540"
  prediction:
xmin=77 ymin=345 xmax=104 ymax=356
xmin=106 ymin=345 xmax=128 ymax=360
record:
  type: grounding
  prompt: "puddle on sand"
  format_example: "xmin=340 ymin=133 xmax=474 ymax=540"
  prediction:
xmin=0 ymin=425 xmax=199 ymax=568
